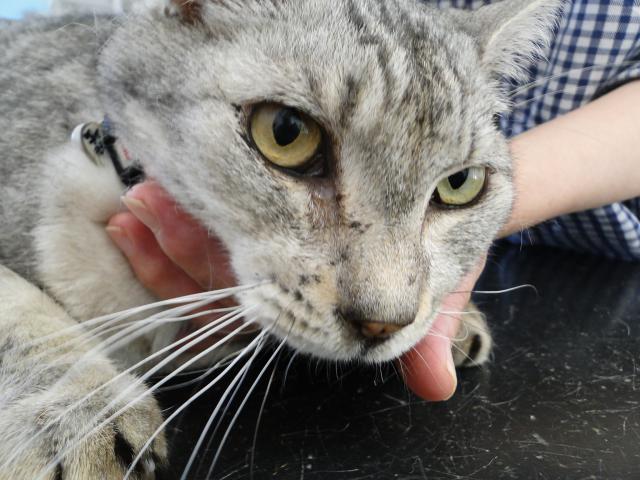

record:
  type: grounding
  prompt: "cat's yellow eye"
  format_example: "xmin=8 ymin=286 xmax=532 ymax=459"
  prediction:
xmin=434 ymin=167 xmax=487 ymax=206
xmin=250 ymin=103 xmax=322 ymax=170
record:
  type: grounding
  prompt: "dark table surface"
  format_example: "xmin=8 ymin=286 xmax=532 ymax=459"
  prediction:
xmin=157 ymin=245 xmax=640 ymax=480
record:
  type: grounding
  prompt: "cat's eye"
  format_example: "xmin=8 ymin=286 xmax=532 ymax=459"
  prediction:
xmin=433 ymin=167 xmax=487 ymax=207
xmin=250 ymin=103 xmax=322 ymax=172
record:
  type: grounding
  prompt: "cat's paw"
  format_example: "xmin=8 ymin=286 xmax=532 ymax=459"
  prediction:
xmin=451 ymin=302 xmax=492 ymax=368
xmin=0 ymin=361 xmax=167 ymax=480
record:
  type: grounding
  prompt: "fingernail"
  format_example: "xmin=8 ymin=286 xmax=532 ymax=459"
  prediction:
xmin=106 ymin=225 xmax=135 ymax=256
xmin=121 ymin=196 xmax=159 ymax=232
xmin=444 ymin=356 xmax=458 ymax=400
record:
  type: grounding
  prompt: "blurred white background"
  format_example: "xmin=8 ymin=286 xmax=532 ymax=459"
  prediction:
xmin=0 ymin=0 xmax=138 ymax=19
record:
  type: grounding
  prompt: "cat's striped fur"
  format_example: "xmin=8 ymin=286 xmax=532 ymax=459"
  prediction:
xmin=0 ymin=1 xmax=560 ymax=477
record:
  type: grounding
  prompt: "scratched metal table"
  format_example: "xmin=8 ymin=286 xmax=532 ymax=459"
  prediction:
xmin=157 ymin=245 xmax=640 ymax=480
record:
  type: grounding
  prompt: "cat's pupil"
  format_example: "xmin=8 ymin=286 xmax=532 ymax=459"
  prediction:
xmin=448 ymin=169 xmax=469 ymax=190
xmin=272 ymin=108 xmax=302 ymax=146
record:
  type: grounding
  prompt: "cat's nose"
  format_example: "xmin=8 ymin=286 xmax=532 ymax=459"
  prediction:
xmin=341 ymin=309 xmax=411 ymax=340
xmin=355 ymin=320 xmax=406 ymax=339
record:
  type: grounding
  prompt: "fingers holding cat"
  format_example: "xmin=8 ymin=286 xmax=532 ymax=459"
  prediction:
xmin=107 ymin=211 xmax=203 ymax=300
xmin=106 ymin=181 xmax=237 ymax=301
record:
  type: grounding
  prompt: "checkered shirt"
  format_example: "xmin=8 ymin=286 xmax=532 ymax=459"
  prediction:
xmin=431 ymin=0 xmax=640 ymax=261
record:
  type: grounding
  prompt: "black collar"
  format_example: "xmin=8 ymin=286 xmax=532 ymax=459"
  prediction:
xmin=79 ymin=118 xmax=145 ymax=187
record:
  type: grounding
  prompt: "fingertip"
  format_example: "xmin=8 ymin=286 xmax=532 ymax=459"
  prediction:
xmin=107 ymin=211 xmax=135 ymax=229
xmin=106 ymin=223 xmax=134 ymax=258
xmin=402 ymin=343 xmax=458 ymax=402
xmin=125 ymin=180 xmax=174 ymax=213
xmin=443 ymin=354 xmax=458 ymax=400
xmin=401 ymin=314 xmax=460 ymax=401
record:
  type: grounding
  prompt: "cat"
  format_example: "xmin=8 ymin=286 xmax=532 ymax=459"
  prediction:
xmin=0 ymin=0 xmax=560 ymax=477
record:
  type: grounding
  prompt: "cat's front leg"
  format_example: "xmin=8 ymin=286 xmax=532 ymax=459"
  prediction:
xmin=452 ymin=302 xmax=493 ymax=368
xmin=0 ymin=265 xmax=167 ymax=479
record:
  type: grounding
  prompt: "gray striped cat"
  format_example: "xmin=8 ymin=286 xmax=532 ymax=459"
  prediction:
xmin=0 ymin=0 xmax=559 ymax=478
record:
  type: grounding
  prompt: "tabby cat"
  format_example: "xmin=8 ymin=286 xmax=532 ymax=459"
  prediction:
xmin=0 ymin=0 xmax=559 ymax=477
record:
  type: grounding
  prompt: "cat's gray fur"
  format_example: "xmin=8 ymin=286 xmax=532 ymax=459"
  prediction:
xmin=0 ymin=0 xmax=560 ymax=477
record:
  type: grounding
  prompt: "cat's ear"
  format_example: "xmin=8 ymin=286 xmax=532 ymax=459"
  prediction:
xmin=448 ymin=0 xmax=563 ymax=81
xmin=165 ymin=0 xmax=205 ymax=24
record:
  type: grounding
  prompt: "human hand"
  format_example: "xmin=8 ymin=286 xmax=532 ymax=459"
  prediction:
xmin=107 ymin=181 xmax=484 ymax=401
xmin=400 ymin=262 xmax=485 ymax=401
xmin=106 ymin=181 xmax=238 ymax=347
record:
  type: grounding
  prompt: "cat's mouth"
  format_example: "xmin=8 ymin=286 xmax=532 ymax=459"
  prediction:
xmin=257 ymin=303 xmax=436 ymax=364
xmin=235 ymin=277 xmax=436 ymax=363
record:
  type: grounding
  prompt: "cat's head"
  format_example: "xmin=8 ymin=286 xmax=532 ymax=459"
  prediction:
xmin=99 ymin=0 xmax=560 ymax=362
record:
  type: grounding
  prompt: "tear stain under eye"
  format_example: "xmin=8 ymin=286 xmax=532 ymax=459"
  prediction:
xmin=313 ymin=181 xmax=336 ymax=200
xmin=308 ymin=180 xmax=342 ymax=228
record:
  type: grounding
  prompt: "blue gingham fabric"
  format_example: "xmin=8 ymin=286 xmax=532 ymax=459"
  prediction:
xmin=432 ymin=0 xmax=640 ymax=261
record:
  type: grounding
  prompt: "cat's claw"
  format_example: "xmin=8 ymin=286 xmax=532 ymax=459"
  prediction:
xmin=0 ymin=266 xmax=167 ymax=480
xmin=0 ymin=365 xmax=167 ymax=480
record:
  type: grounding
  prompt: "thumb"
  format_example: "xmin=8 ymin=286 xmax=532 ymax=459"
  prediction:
xmin=400 ymin=312 xmax=460 ymax=401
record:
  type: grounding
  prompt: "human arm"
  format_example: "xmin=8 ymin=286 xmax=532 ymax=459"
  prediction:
xmin=501 ymin=80 xmax=640 ymax=237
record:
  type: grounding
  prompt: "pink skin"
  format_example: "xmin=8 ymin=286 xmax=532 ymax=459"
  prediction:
xmin=107 ymin=181 xmax=483 ymax=401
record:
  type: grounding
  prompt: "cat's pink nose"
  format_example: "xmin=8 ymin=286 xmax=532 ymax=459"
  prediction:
xmin=339 ymin=308 xmax=413 ymax=340
xmin=354 ymin=320 xmax=406 ymax=339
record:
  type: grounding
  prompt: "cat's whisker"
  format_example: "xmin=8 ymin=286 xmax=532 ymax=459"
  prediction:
xmin=450 ymin=284 xmax=538 ymax=296
xmin=11 ymin=300 xmax=215 ymax=371
xmin=109 ymin=311 xmax=258 ymax=406
xmin=280 ymin=350 xmax=299 ymax=395
xmin=70 ymin=306 xmax=240 ymax=353
xmin=423 ymin=317 xmax=489 ymax=365
xmin=190 ymin=306 xmax=295 ymax=479
xmin=12 ymin=304 xmax=241 ymax=369
xmin=122 ymin=331 xmax=270 ymax=480
xmin=472 ymin=284 xmax=538 ymax=295
xmin=511 ymin=84 xmax=597 ymax=109
xmin=92 ymin=305 xmax=239 ymax=344
xmin=407 ymin=345 xmax=444 ymax=389
xmin=435 ymin=309 xmax=489 ymax=333
xmin=466 ymin=316 xmax=490 ymax=333
xmin=6 ymin=284 xmax=260 ymax=361
xmin=36 ymin=321 xmax=265 ymax=480
xmin=423 ymin=323 xmax=485 ymax=345
xmin=181 ymin=336 xmax=268 ymax=480
xmin=185 ymin=303 xmax=297 ymax=477
xmin=71 ymin=306 xmax=254 ymax=411
xmin=204 ymin=338 xmax=287 ymax=480
xmin=4 ymin=308 xmax=255 ymax=475
xmin=408 ymin=342 xmax=472 ymax=389
xmin=396 ymin=356 xmax=408 ymax=384
xmin=437 ymin=310 xmax=485 ymax=316
xmin=507 ymin=59 xmax=637 ymax=99
xmin=195 ymin=314 xmax=295 ymax=478
xmin=157 ymin=348 xmax=245 ymax=393
xmin=450 ymin=340 xmax=476 ymax=364
xmin=57 ymin=295 xmax=246 ymax=369
xmin=250 ymin=352 xmax=280 ymax=480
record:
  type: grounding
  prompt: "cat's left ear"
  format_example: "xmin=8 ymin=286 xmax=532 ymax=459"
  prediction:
xmin=165 ymin=0 xmax=205 ymax=24
xmin=448 ymin=0 xmax=563 ymax=81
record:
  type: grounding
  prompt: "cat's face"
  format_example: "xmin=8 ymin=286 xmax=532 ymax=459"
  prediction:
xmin=99 ymin=0 xmax=559 ymax=362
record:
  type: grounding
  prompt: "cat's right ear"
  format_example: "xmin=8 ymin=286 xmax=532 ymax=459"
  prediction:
xmin=448 ymin=0 xmax=563 ymax=81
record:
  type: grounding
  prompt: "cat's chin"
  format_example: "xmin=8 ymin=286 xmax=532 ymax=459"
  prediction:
xmin=261 ymin=313 xmax=435 ymax=365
